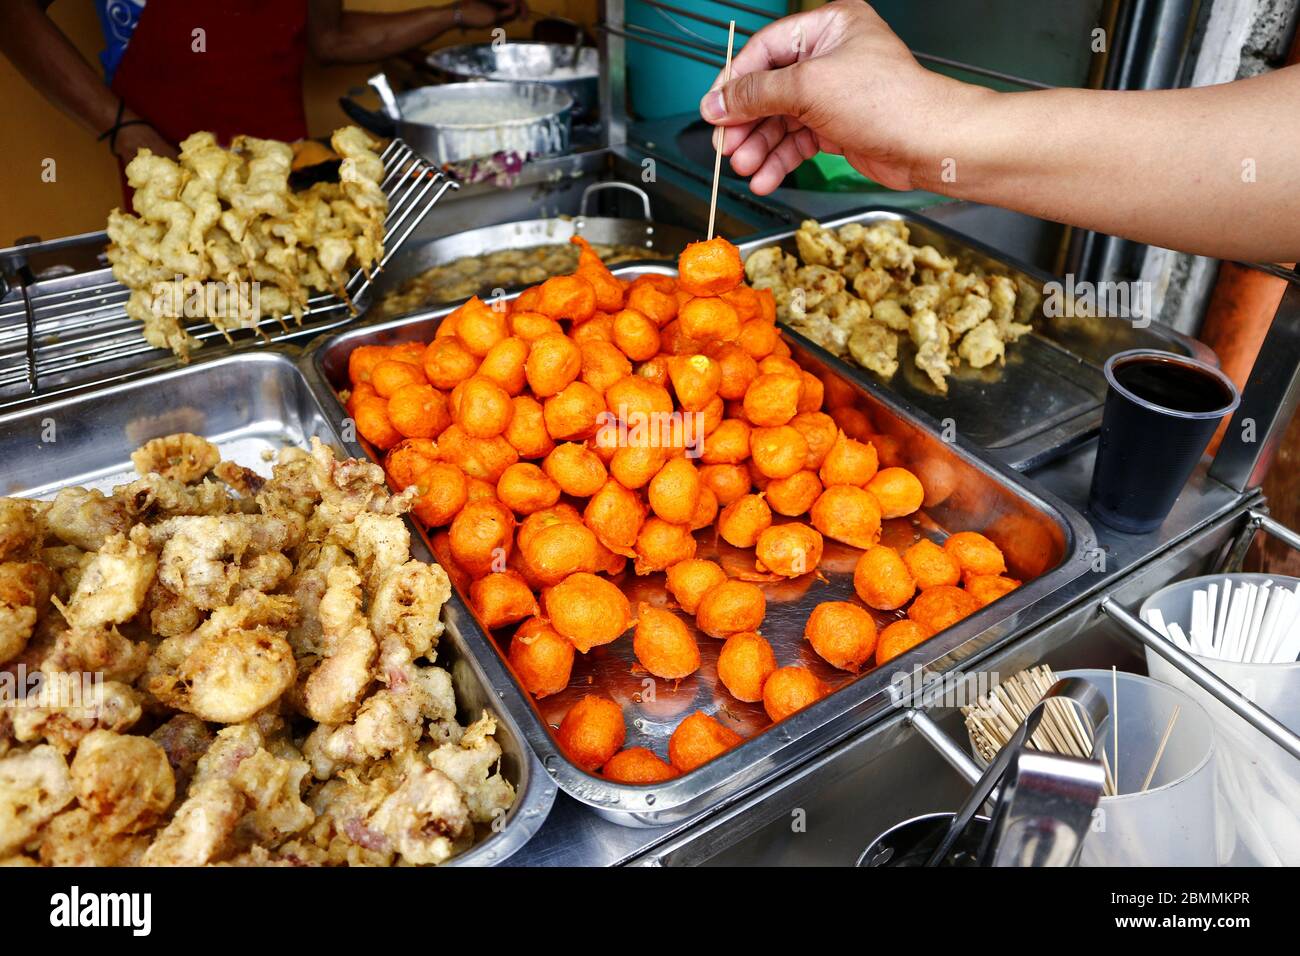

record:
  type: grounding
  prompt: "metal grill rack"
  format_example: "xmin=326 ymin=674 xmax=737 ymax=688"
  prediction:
xmin=0 ymin=138 xmax=455 ymax=412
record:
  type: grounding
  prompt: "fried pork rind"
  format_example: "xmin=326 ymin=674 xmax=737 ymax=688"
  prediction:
xmin=131 ymin=432 xmax=220 ymax=483
xmin=0 ymin=745 xmax=74 ymax=856
xmin=70 ymin=730 xmax=175 ymax=834
xmin=58 ymin=532 xmax=156 ymax=630
xmin=750 ymin=219 xmax=1027 ymax=392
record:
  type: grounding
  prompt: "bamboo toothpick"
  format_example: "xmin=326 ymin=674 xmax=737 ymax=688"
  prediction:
xmin=706 ymin=20 xmax=737 ymax=241
xmin=1141 ymin=705 xmax=1181 ymax=792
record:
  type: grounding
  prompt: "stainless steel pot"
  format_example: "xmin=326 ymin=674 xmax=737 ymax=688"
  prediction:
xmin=427 ymin=41 xmax=599 ymax=122
xmin=339 ymin=75 xmax=573 ymax=165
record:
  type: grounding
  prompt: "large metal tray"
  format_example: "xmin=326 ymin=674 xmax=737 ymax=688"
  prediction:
xmin=736 ymin=207 xmax=1215 ymax=471
xmin=0 ymin=350 xmax=555 ymax=865
xmin=301 ymin=267 xmax=1098 ymax=827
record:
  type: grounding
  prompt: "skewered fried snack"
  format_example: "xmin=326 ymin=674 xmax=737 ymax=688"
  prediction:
xmin=0 ymin=436 xmax=515 ymax=867
xmin=106 ymin=127 xmax=388 ymax=359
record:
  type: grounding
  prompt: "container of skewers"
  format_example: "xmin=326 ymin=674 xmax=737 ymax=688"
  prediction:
xmin=1140 ymin=574 xmax=1300 ymax=866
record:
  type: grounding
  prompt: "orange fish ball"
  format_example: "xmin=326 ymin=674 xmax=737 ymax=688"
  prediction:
xmin=451 ymin=376 xmax=513 ymax=439
xmin=678 ymin=296 xmax=741 ymax=343
xmin=580 ymin=339 xmax=632 ymax=394
xmin=525 ymin=333 xmax=582 ymax=397
xmin=571 ymin=312 xmax=615 ymax=345
xmin=755 ymin=522 xmax=824 ymax=578
xmin=612 ymin=308 xmax=661 ymax=361
xmin=535 ymin=442 xmax=602 ymax=497
xmin=695 ymin=580 xmax=766 ymax=638
xmin=496 ymin=462 xmax=561 ymax=515
xmin=508 ymin=618 xmax=575 ymax=698
xmin=453 ymin=296 xmax=510 ymax=357
xmin=717 ymin=631 xmax=778 ymax=703
xmin=790 ymin=412 xmax=838 ymax=471
xmin=797 ymin=372 xmax=824 ymax=414
xmin=736 ymin=318 xmax=779 ymax=360
xmin=667 ymin=353 xmax=722 ymax=412
xmin=853 ymin=545 xmax=916 ymax=611
xmin=633 ymin=517 xmax=697 ymax=574
xmin=818 ymin=430 xmax=879 ymax=487
xmin=717 ymin=493 xmax=773 ymax=548
xmin=876 ymin=619 xmax=933 ymax=667
xmin=605 ymin=374 xmax=674 ymax=423
xmin=762 ymin=666 xmax=828 ymax=723
xmin=709 ymin=342 xmax=760 ymax=400
xmin=583 ymin=478 xmax=646 ymax=556
xmin=902 ymin=538 xmax=961 ymax=590
xmin=765 ymin=470 xmax=823 ymax=516
xmin=743 ymin=373 xmax=802 ymax=427
xmin=633 ymin=604 xmax=702 ymax=680
xmin=965 ymin=574 xmax=1021 ymax=607
xmin=668 ymin=710 xmax=744 ymax=773
xmin=410 ymin=462 xmax=469 ymax=527
xmin=699 ymin=418 xmax=751 ymax=465
xmin=544 ymin=572 xmax=633 ymax=652
xmin=943 ymin=531 xmax=1008 ymax=577
xmin=810 ymin=485 xmax=882 ymax=549
xmin=572 ymin=236 xmax=625 ymax=312
xmin=660 ymin=319 xmax=704 ymax=357
xmin=602 ymin=747 xmax=678 ymax=784
xmin=370 ymin=359 xmax=426 ymax=399
xmin=664 ymin=558 xmax=728 ymax=614
xmin=689 ymin=484 xmax=720 ymax=530
xmin=448 ymin=498 xmax=515 ymax=577
xmin=348 ymin=344 xmax=391 ymax=385
xmin=387 ymin=384 xmax=450 ymax=440
xmin=626 ymin=276 xmax=678 ymax=327
xmin=503 ymin=396 xmax=556 ymax=459
xmin=648 ymin=457 xmax=702 ymax=526
xmin=354 ymin=397 xmax=402 ymax=451
xmin=758 ymin=355 xmax=802 ymax=379
xmin=470 ymin=570 xmax=539 ymax=630
xmin=678 ymin=237 xmax=744 ymax=297
xmin=384 ymin=438 xmax=438 ymax=492
xmin=749 ymin=425 xmax=809 ymax=479
xmin=907 ymin=584 xmax=981 ymax=633
xmin=536 ymin=274 xmax=596 ymax=323
xmin=522 ymin=520 xmax=602 ymax=587
xmin=805 ymin=601 xmax=877 ymax=673
xmin=421 ymin=337 xmax=479 ymax=390
xmin=509 ymin=310 xmax=564 ymax=342
xmin=866 ymin=467 xmax=925 ymax=519
xmin=543 ymin=380 xmax=605 ymax=441
xmin=698 ymin=463 xmax=752 ymax=506
xmin=476 ymin=336 xmax=529 ymax=396
xmin=557 ymin=694 xmax=626 ymax=772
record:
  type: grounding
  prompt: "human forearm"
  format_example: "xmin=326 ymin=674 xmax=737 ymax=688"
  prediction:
xmin=309 ymin=7 xmax=456 ymax=64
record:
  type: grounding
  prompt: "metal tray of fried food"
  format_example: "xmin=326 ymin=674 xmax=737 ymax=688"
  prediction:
xmin=736 ymin=206 xmax=1216 ymax=471
xmin=300 ymin=266 xmax=1098 ymax=827
xmin=0 ymin=350 xmax=555 ymax=864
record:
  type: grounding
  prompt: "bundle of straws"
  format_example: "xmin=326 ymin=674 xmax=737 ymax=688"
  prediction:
xmin=1143 ymin=578 xmax=1300 ymax=664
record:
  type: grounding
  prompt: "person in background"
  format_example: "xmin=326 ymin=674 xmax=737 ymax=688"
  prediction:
xmin=701 ymin=0 xmax=1300 ymax=263
xmin=0 ymin=0 xmax=527 ymax=169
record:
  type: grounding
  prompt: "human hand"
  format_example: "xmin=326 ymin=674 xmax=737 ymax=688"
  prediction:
xmin=112 ymin=121 xmax=178 ymax=162
xmin=700 ymin=0 xmax=980 ymax=194
xmin=458 ymin=0 xmax=528 ymax=30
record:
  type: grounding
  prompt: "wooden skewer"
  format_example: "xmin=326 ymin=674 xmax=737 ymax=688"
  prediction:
xmin=1112 ymin=666 xmax=1120 ymax=794
xmin=706 ymin=20 xmax=737 ymax=242
xmin=1141 ymin=705 xmax=1181 ymax=792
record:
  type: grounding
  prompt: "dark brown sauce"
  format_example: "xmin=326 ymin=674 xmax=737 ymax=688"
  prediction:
xmin=1112 ymin=357 xmax=1232 ymax=414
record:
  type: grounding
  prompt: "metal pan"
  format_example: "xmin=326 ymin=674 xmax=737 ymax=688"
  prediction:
xmin=737 ymin=207 xmax=1215 ymax=471
xmin=426 ymin=41 xmax=600 ymax=123
xmin=0 ymin=349 xmax=555 ymax=864
xmin=300 ymin=265 xmax=1097 ymax=828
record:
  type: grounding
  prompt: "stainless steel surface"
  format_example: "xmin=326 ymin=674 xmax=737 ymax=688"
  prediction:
xmin=1208 ymin=281 xmax=1300 ymax=493
xmin=1101 ymin=598 xmax=1300 ymax=760
xmin=904 ymin=709 xmax=981 ymax=785
xmin=302 ymin=262 xmax=1097 ymax=827
xmin=985 ymin=750 xmax=1105 ymax=867
xmin=0 ymin=350 xmax=556 ymax=864
xmin=427 ymin=42 xmax=600 ymax=122
xmin=368 ymin=72 xmax=402 ymax=121
xmin=370 ymin=81 xmax=574 ymax=166
xmin=0 ymin=139 xmax=454 ymax=413
xmin=736 ymin=206 xmax=1215 ymax=471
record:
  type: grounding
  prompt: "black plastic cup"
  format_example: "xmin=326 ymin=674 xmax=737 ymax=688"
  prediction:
xmin=1088 ymin=349 xmax=1240 ymax=534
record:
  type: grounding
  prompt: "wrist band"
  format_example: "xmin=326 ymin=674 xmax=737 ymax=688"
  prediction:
xmin=96 ymin=98 xmax=153 ymax=153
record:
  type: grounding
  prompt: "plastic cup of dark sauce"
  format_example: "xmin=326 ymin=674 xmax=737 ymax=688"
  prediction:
xmin=1088 ymin=349 xmax=1240 ymax=534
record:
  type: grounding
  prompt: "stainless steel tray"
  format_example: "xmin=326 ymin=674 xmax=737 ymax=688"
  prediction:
xmin=0 ymin=349 xmax=555 ymax=865
xmin=736 ymin=207 xmax=1215 ymax=471
xmin=300 ymin=266 xmax=1098 ymax=827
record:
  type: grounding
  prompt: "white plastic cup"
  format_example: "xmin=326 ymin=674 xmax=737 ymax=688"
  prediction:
xmin=1140 ymin=574 xmax=1300 ymax=866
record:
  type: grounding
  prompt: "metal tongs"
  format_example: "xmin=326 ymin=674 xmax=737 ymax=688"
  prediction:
xmin=925 ymin=677 xmax=1109 ymax=867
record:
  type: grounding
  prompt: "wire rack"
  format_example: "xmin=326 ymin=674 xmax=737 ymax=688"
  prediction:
xmin=0 ymin=138 xmax=456 ymax=412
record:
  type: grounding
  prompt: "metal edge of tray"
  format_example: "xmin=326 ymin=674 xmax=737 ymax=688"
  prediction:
xmin=731 ymin=204 xmax=1216 ymax=472
xmin=0 ymin=347 xmax=556 ymax=866
xmin=296 ymin=266 xmax=1100 ymax=828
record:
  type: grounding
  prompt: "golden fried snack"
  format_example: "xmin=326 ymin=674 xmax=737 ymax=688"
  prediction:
xmin=965 ymin=574 xmax=1021 ymax=607
xmin=648 ymin=457 xmax=702 ymax=526
xmin=625 ymin=275 xmax=678 ymax=327
xmin=664 ymin=558 xmax=728 ymax=615
xmin=818 ymin=430 xmax=879 ymax=487
xmin=543 ymin=572 xmax=633 ymax=652
xmin=354 ymin=397 xmax=402 ymax=451
xmin=668 ymin=353 xmax=722 ymax=411
xmin=633 ymin=604 xmax=701 ymax=680
xmin=633 ymin=517 xmax=697 ymax=574
xmin=610 ymin=443 xmax=667 ymax=490
xmin=602 ymin=747 xmax=678 ymax=784
xmin=790 ymin=411 xmax=838 ymax=470
xmin=853 ymin=545 xmax=916 ymax=611
xmin=737 ymin=317 xmax=779 ymax=360
xmin=679 ymin=296 xmax=741 ymax=343
xmin=470 ymin=570 xmax=539 ymax=629
xmin=521 ymin=520 xmax=603 ymax=587
xmin=805 ymin=601 xmax=877 ymax=672
xmin=448 ymin=497 xmax=515 ymax=577
xmin=810 ymin=484 xmax=882 ymax=549
xmin=572 ymin=235 xmax=625 ymax=312
xmin=348 ymin=344 xmax=391 ymax=385
xmin=453 ymin=296 xmax=510 ymax=357
xmin=678 ymin=237 xmax=744 ymax=297
xmin=387 ymin=383 xmax=451 ymax=440
xmin=717 ymin=631 xmax=777 ymax=702
xmin=902 ymin=538 xmax=961 ymax=590
xmin=699 ymin=418 xmax=751 ymax=465
xmin=762 ymin=666 xmax=828 ymax=723
xmin=452 ymin=376 xmax=514 ymax=439
xmin=698 ymin=463 xmax=751 ymax=506
xmin=503 ymin=395 xmax=556 ymax=459
xmin=536 ymin=274 xmax=596 ymax=323
xmin=580 ymin=339 xmax=632 ymax=394
xmin=754 ymin=522 xmax=824 ymax=578
xmin=370 ymin=359 xmax=426 ymax=399
xmin=943 ymin=531 xmax=1008 ymax=577
xmin=477 ymin=336 xmax=529 ymax=396
xmin=421 ymin=337 xmax=479 ymax=390
xmin=668 ymin=710 xmax=744 ymax=773
xmin=797 ymin=372 xmax=824 ymax=414
xmin=742 ymin=372 xmax=802 ymax=427
xmin=765 ymin=470 xmax=823 ymax=516
xmin=540 ymin=442 xmax=607 ymax=497
xmin=509 ymin=617 xmax=575 ymax=698
xmin=583 ymin=477 xmax=646 ymax=556
xmin=525 ymin=332 xmax=583 ymax=397
xmin=384 ymin=438 xmax=438 ymax=492
xmin=510 ymin=310 xmax=564 ymax=342
xmin=496 ymin=463 xmax=561 ymax=515
xmin=411 ymin=462 xmax=469 ymax=528
xmin=689 ymin=484 xmax=720 ymax=531
xmin=907 ymin=584 xmax=980 ymax=633
xmin=695 ymin=579 xmax=766 ymax=638
xmin=758 ymin=355 xmax=802 ymax=379
xmin=438 ymin=425 xmax=519 ymax=482
xmin=709 ymin=342 xmax=760 ymax=401
xmin=516 ymin=503 xmax=581 ymax=552
xmin=557 ymin=694 xmax=626 ymax=772
xmin=749 ymin=425 xmax=808 ymax=479
xmin=866 ymin=467 xmax=924 ymax=519
xmin=876 ymin=619 xmax=934 ymax=667
xmin=717 ymin=493 xmax=773 ymax=548
xmin=659 ymin=318 xmax=702 ymax=356
xmin=571 ymin=311 xmax=615 ymax=346
xmin=612 ymin=307 xmax=661 ymax=361
xmin=604 ymin=374 xmax=673 ymax=422
xmin=543 ymin=381 xmax=605 ymax=441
